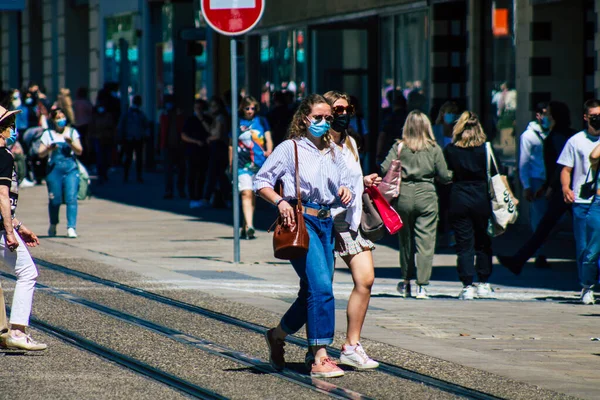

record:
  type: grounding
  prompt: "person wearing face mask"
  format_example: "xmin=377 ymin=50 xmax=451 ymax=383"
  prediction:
xmin=518 ymin=102 xmax=550 ymax=268
xmin=255 ymin=94 xmax=354 ymax=379
xmin=323 ymin=90 xmax=380 ymax=370
xmin=38 ymin=109 xmax=83 ymax=238
xmin=555 ymin=99 xmax=600 ymax=304
xmin=0 ymin=106 xmax=46 ymax=351
xmin=233 ymin=96 xmax=273 ymax=239
xmin=118 ymin=95 xmax=150 ymax=183
xmin=498 ymin=101 xmax=576 ymax=275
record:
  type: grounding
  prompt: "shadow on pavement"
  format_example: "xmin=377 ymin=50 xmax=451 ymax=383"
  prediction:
xmin=92 ymin=170 xmax=580 ymax=292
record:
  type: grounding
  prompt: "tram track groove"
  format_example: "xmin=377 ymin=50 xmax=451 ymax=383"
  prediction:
xmin=32 ymin=258 xmax=504 ymax=400
xmin=0 ymin=270 xmax=375 ymax=400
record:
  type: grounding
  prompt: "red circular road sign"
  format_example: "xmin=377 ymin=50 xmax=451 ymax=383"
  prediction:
xmin=201 ymin=0 xmax=265 ymax=36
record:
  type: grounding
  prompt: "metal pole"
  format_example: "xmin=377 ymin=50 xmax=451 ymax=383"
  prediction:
xmin=231 ymin=38 xmax=241 ymax=264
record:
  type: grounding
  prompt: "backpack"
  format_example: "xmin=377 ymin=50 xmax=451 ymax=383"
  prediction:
xmin=23 ymin=127 xmax=45 ymax=158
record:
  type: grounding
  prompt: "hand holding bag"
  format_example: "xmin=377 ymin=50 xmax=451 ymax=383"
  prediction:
xmin=360 ymin=190 xmax=386 ymax=242
xmin=366 ymin=186 xmax=403 ymax=235
xmin=271 ymin=141 xmax=310 ymax=260
xmin=379 ymin=142 xmax=404 ymax=203
xmin=486 ymin=142 xmax=519 ymax=237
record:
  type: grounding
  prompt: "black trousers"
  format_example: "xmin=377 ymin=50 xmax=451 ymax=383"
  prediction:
xmin=123 ymin=139 xmax=144 ymax=181
xmin=187 ymin=151 xmax=209 ymax=201
xmin=513 ymin=191 xmax=571 ymax=263
xmin=449 ymin=186 xmax=493 ymax=286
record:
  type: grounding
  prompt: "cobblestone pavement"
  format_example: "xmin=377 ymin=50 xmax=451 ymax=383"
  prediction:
xmin=1 ymin=170 xmax=597 ymax=399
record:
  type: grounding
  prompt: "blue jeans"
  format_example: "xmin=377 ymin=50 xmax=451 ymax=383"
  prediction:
xmin=280 ymin=212 xmax=335 ymax=346
xmin=581 ymin=196 xmax=600 ymax=287
xmin=46 ymin=160 xmax=79 ymax=229
xmin=573 ymin=202 xmax=592 ymax=285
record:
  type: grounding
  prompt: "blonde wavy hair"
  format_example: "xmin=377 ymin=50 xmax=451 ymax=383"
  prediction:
xmin=287 ymin=94 xmax=332 ymax=148
xmin=452 ymin=111 xmax=487 ymax=148
xmin=323 ymin=90 xmax=358 ymax=161
xmin=56 ymin=88 xmax=75 ymax=125
xmin=401 ymin=110 xmax=436 ymax=152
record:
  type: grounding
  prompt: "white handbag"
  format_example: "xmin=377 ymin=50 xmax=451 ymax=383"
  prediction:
xmin=485 ymin=142 xmax=519 ymax=237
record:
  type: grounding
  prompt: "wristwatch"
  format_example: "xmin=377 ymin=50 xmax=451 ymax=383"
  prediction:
xmin=14 ymin=222 xmax=22 ymax=232
xmin=275 ymin=198 xmax=285 ymax=206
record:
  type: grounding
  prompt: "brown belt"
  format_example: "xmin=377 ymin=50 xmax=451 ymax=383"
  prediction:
xmin=303 ymin=207 xmax=331 ymax=219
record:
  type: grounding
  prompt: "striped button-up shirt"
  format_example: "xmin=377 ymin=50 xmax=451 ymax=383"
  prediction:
xmin=254 ymin=138 xmax=355 ymax=207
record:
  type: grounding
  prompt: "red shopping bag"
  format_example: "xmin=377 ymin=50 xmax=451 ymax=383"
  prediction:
xmin=365 ymin=186 xmax=403 ymax=234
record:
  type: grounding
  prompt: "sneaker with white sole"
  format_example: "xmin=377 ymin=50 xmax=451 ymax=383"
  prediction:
xmin=459 ymin=285 xmax=475 ymax=300
xmin=581 ymin=287 xmax=595 ymax=305
xmin=340 ymin=342 xmax=379 ymax=369
xmin=396 ymin=281 xmax=411 ymax=298
xmin=4 ymin=334 xmax=47 ymax=351
xmin=67 ymin=228 xmax=77 ymax=238
xmin=48 ymin=224 xmax=57 ymax=237
xmin=311 ymin=357 xmax=344 ymax=378
xmin=19 ymin=179 xmax=35 ymax=188
xmin=415 ymin=285 xmax=430 ymax=299
xmin=476 ymin=283 xmax=494 ymax=298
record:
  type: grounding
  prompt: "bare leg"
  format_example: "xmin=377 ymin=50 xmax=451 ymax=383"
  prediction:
xmin=241 ymin=190 xmax=255 ymax=229
xmin=342 ymin=250 xmax=375 ymax=345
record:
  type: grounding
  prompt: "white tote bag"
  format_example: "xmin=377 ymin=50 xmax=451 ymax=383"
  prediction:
xmin=485 ymin=142 xmax=519 ymax=237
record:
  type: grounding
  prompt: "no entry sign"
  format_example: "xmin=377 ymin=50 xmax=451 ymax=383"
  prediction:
xmin=201 ymin=0 xmax=265 ymax=36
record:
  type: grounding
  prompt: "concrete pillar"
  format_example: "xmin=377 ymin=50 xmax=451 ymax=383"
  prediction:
xmin=65 ymin=3 xmax=90 ymax=93
xmin=1 ymin=12 xmax=21 ymax=89
xmin=22 ymin=0 xmax=44 ymax=90
xmin=430 ymin=1 xmax=468 ymax=113
xmin=516 ymin=0 xmax=585 ymax=134
xmin=172 ymin=2 xmax=196 ymax=114
xmin=595 ymin=0 xmax=600 ymax=99
xmin=466 ymin=0 xmax=482 ymax=114
xmin=89 ymin=0 xmax=100 ymax=103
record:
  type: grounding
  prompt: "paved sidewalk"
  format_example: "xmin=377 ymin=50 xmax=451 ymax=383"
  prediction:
xmin=16 ymin=171 xmax=599 ymax=399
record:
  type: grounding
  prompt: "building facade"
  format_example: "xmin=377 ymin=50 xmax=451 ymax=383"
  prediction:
xmin=0 ymin=0 xmax=598 ymax=175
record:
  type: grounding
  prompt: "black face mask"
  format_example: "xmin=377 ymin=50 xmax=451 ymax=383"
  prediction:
xmin=589 ymin=115 xmax=600 ymax=131
xmin=331 ymin=114 xmax=350 ymax=132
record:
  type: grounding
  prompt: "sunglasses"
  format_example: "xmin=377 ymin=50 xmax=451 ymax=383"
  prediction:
xmin=332 ymin=105 xmax=355 ymax=115
xmin=310 ymin=115 xmax=334 ymax=123
xmin=245 ymin=107 xmax=256 ymax=111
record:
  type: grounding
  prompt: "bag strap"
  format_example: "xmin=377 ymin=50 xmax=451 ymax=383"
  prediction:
xmin=397 ymin=141 xmax=404 ymax=158
xmin=293 ymin=140 xmax=303 ymax=211
xmin=485 ymin=142 xmax=499 ymax=176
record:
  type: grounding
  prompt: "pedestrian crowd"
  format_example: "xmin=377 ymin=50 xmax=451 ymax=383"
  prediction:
xmin=0 ymin=80 xmax=598 ymax=378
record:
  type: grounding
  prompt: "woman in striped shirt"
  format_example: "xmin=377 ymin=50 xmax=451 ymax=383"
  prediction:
xmin=255 ymin=94 xmax=354 ymax=379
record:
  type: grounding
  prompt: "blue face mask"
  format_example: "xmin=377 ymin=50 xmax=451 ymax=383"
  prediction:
xmin=6 ymin=128 xmax=17 ymax=147
xmin=541 ymin=116 xmax=551 ymax=130
xmin=25 ymin=97 xmax=33 ymax=105
xmin=307 ymin=118 xmax=331 ymax=138
xmin=444 ymin=113 xmax=457 ymax=125
xmin=56 ymin=118 xmax=67 ymax=128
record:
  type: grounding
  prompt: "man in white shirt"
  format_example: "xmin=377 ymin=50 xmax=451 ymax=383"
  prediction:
xmin=519 ymin=102 xmax=550 ymax=268
xmin=558 ymin=99 xmax=600 ymax=304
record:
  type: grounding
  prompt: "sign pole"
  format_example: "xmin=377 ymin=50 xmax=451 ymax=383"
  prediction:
xmin=231 ymin=38 xmax=240 ymax=264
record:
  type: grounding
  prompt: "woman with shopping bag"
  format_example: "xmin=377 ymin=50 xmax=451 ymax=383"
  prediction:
xmin=444 ymin=111 xmax=504 ymax=300
xmin=381 ymin=110 xmax=452 ymax=299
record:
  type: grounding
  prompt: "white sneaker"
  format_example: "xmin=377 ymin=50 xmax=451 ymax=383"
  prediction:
xmin=4 ymin=333 xmax=47 ymax=351
xmin=459 ymin=285 xmax=475 ymax=300
xmin=476 ymin=283 xmax=494 ymax=298
xmin=67 ymin=228 xmax=77 ymax=238
xmin=48 ymin=224 xmax=57 ymax=237
xmin=581 ymin=287 xmax=595 ymax=305
xmin=19 ymin=179 xmax=35 ymax=188
xmin=339 ymin=342 xmax=379 ymax=369
xmin=415 ymin=285 xmax=430 ymax=299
